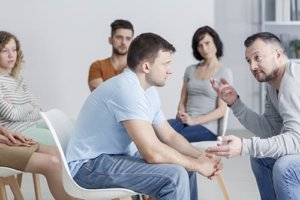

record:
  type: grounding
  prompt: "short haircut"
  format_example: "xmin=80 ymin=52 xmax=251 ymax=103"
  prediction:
xmin=192 ymin=26 xmax=223 ymax=61
xmin=0 ymin=31 xmax=23 ymax=78
xmin=244 ymin=32 xmax=283 ymax=49
xmin=110 ymin=19 xmax=134 ymax=36
xmin=127 ymin=33 xmax=176 ymax=70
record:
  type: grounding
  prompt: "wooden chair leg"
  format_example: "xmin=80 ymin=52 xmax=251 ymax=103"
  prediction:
xmin=17 ymin=173 xmax=42 ymax=200
xmin=216 ymin=175 xmax=230 ymax=200
xmin=0 ymin=177 xmax=8 ymax=200
xmin=32 ymin=173 xmax=42 ymax=200
xmin=6 ymin=176 xmax=24 ymax=200
xmin=16 ymin=174 xmax=23 ymax=187
xmin=0 ymin=176 xmax=24 ymax=200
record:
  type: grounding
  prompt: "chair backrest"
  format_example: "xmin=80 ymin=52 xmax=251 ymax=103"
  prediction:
xmin=39 ymin=109 xmax=73 ymax=173
xmin=217 ymin=107 xmax=230 ymax=137
xmin=40 ymin=109 xmax=137 ymax=200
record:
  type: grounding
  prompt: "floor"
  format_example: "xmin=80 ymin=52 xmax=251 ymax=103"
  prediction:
xmin=5 ymin=129 xmax=260 ymax=200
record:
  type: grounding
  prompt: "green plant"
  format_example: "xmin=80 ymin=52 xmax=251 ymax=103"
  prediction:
xmin=290 ymin=39 xmax=300 ymax=51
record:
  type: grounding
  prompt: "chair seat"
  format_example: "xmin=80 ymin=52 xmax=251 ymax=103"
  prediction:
xmin=0 ymin=167 xmax=22 ymax=177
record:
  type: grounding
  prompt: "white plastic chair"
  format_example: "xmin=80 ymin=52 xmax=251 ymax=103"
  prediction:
xmin=192 ymin=107 xmax=231 ymax=200
xmin=192 ymin=107 xmax=230 ymax=150
xmin=0 ymin=167 xmax=23 ymax=200
xmin=40 ymin=109 xmax=138 ymax=200
xmin=0 ymin=161 xmax=41 ymax=199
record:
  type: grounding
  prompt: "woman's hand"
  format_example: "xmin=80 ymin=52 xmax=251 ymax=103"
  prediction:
xmin=0 ymin=128 xmax=36 ymax=146
xmin=178 ymin=112 xmax=196 ymax=125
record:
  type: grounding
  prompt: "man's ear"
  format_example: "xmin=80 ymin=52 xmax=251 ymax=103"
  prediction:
xmin=275 ymin=48 xmax=284 ymax=59
xmin=142 ymin=62 xmax=150 ymax=73
xmin=108 ymin=37 xmax=112 ymax=45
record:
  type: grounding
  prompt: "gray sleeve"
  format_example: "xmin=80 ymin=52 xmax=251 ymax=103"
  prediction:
xmin=231 ymin=94 xmax=281 ymax=138
xmin=183 ymin=65 xmax=191 ymax=81
xmin=242 ymin=130 xmax=300 ymax=158
xmin=237 ymin=91 xmax=300 ymax=158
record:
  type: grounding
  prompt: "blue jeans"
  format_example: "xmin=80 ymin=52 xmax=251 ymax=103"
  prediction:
xmin=250 ymin=155 xmax=300 ymax=200
xmin=168 ymin=119 xmax=217 ymax=142
xmin=73 ymin=154 xmax=198 ymax=200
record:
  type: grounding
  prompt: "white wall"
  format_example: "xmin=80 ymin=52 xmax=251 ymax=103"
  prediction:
xmin=215 ymin=0 xmax=260 ymax=130
xmin=1 ymin=0 xmax=215 ymax=119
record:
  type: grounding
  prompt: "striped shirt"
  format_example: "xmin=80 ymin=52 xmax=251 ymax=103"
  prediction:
xmin=0 ymin=76 xmax=41 ymax=132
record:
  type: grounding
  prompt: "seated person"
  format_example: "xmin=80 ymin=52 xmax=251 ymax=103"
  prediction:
xmin=66 ymin=32 xmax=222 ymax=200
xmin=207 ymin=32 xmax=300 ymax=200
xmin=0 ymin=31 xmax=53 ymax=145
xmin=168 ymin=26 xmax=233 ymax=142
xmin=87 ymin=20 xmax=137 ymax=200
xmin=88 ymin=19 xmax=134 ymax=91
xmin=0 ymin=126 xmax=75 ymax=200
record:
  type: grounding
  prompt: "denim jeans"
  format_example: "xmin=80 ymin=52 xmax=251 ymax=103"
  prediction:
xmin=73 ymin=154 xmax=198 ymax=200
xmin=250 ymin=155 xmax=300 ymax=200
xmin=168 ymin=119 xmax=217 ymax=142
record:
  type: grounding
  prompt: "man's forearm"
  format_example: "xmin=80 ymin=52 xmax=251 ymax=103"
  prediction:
xmin=165 ymin=132 xmax=203 ymax=158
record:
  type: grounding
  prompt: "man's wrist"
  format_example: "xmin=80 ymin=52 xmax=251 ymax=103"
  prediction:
xmin=227 ymin=95 xmax=240 ymax=107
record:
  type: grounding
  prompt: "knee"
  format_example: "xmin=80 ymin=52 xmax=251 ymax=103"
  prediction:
xmin=273 ymin=156 xmax=300 ymax=184
xmin=167 ymin=119 xmax=177 ymax=126
xmin=151 ymin=165 xmax=190 ymax=199
xmin=167 ymin=165 xmax=189 ymax=186
xmin=250 ymin=157 xmax=259 ymax=171
xmin=47 ymin=155 xmax=61 ymax=172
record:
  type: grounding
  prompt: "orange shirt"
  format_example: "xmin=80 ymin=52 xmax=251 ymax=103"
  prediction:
xmin=88 ymin=57 xmax=125 ymax=83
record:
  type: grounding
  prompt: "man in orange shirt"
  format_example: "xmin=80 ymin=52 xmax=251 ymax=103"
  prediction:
xmin=88 ymin=19 xmax=134 ymax=91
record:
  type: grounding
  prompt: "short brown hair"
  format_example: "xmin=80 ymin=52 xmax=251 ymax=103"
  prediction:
xmin=110 ymin=19 xmax=134 ymax=36
xmin=127 ymin=33 xmax=176 ymax=70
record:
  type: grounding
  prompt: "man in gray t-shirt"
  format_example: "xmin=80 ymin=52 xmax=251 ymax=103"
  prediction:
xmin=207 ymin=32 xmax=300 ymax=200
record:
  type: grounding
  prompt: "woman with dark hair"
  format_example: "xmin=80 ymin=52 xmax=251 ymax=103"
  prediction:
xmin=168 ymin=26 xmax=233 ymax=142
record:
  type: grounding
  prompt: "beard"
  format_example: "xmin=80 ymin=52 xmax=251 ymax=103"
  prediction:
xmin=113 ymin=46 xmax=128 ymax=56
xmin=255 ymin=65 xmax=279 ymax=82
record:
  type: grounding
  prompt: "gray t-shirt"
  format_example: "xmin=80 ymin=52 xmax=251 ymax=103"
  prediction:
xmin=231 ymin=61 xmax=300 ymax=158
xmin=183 ymin=64 xmax=233 ymax=134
